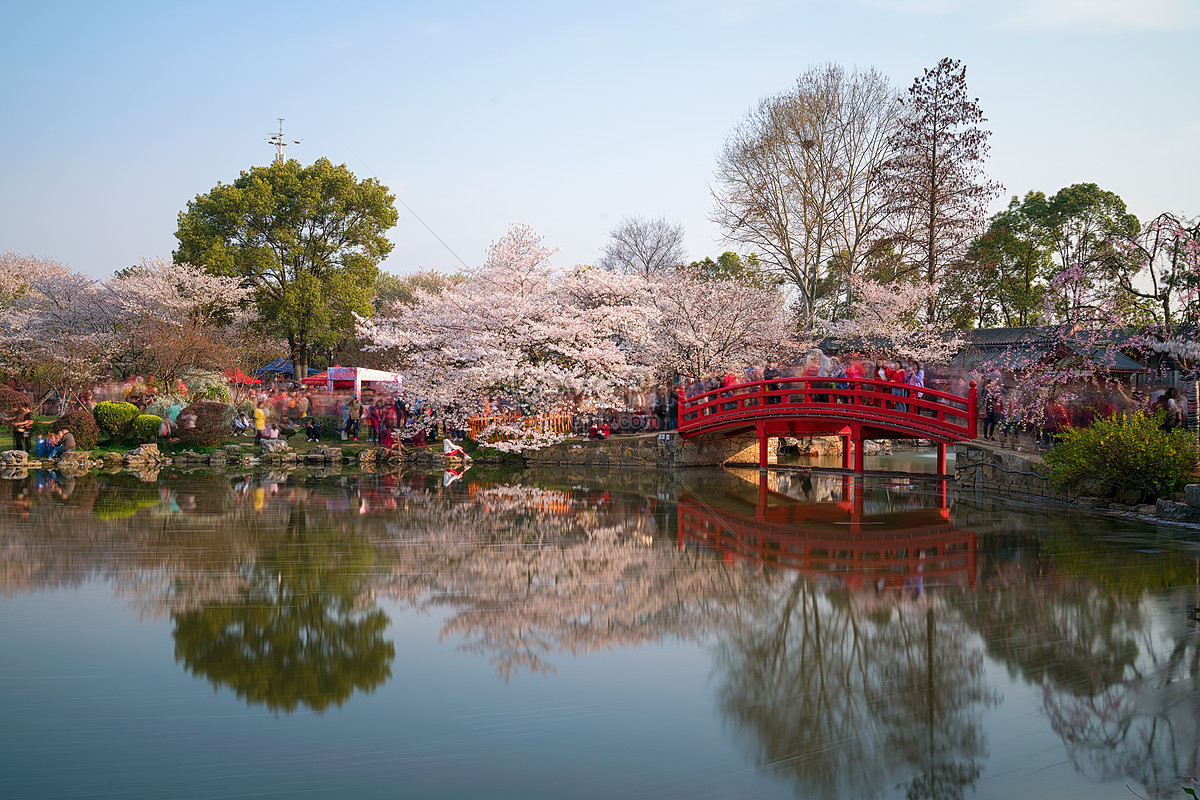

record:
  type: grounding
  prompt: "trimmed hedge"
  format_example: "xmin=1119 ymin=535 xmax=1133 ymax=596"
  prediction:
xmin=130 ymin=414 xmax=162 ymax=445
xmin=51 ymin=410 xmax=100 ymax=449
xmin=93 ymin=401 xmax=141 ymax=441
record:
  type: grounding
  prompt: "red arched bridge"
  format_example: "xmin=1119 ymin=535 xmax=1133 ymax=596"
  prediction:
xmin=678 ymin=377 xmax=977 ymax=473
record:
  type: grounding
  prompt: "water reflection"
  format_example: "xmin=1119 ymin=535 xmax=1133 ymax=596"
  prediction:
xmin=1 ymin=466 xmax=1199 ymax=797
xmin=678 ymin=471 xmax=973 ymax=591
xmin=171 ymin=505 xmax=395 ymax=714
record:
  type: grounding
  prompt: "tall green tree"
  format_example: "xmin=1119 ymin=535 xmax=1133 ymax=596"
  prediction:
xmin=954 ymin=192 xmax=1057 ymax=327
xmin=1042 ymin=182 xmax=1139 ymax=320
xmin=174 ymin=157 xmax=398 ymax=377
xmin=688 ymin=251 xmax=776 ymax=288
xmin=959 ymin=184 xmax=1139 ymax=325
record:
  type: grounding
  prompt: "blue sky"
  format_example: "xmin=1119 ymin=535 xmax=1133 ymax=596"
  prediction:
xmin=1 ymin=0 xmax=1196 ymax=279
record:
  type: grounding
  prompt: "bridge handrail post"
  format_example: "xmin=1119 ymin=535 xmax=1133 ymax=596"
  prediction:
xmin=967 ymin=380 xmax=978 ymax=438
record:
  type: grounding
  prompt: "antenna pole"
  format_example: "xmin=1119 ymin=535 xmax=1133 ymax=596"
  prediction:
xmin=266 ymin=118 xmax=301 ymax=164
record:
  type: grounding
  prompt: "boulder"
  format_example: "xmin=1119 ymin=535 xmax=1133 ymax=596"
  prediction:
xmin=307 ymin=445 xmax=342 ymax=462
xmin=124 ymin=444 xmax=163 ymax=463
xmin=54 ymin=451 xmax=92 ymax=476
xmin=1 ymin=449 xmax=29 ymax=465
xmin=1184 ymin=484 xmax=1200 ymax=510
xmin=1156 ymin=498 xmax=1200 ymax=523
xmin=260 ymin=439 xmax=290 ymax=454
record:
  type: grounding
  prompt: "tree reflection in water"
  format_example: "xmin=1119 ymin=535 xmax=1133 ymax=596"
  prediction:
xmin=171 ymin=506 xmax=394 ymax=713
xmin=374 ymin=480 xmax=767 ymax=681
xmin=681 ymin=473 xmax=990 ymax=799
xmin=3 ymin=466 xmax=1200 ymax=793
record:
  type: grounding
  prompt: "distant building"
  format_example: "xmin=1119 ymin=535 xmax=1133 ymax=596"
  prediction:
xmin=948 ymin=326 xmax=1148 ymax=385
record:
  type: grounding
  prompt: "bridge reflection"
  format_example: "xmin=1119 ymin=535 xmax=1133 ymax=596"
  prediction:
xmin=678 ymin=472 xmax=976 ymax=590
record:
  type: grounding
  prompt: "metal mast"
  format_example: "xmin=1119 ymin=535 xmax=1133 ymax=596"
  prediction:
xmin=266 ymin=118 xmax=302 ymax=163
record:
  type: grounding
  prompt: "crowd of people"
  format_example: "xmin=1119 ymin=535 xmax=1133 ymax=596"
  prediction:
xmin=679 ymin=351 xmax=931 ymax=415
xmin=230 ymin=386 xmax=468 ymax=452
xmin=4 ymin=356 xmax=1196 ymax=458
xmin=979 ymin=370 xmax=1191 ymax=447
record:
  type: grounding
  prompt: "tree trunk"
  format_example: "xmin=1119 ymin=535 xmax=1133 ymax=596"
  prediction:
xmin=295 ymin=334 xmax=308 ymax=383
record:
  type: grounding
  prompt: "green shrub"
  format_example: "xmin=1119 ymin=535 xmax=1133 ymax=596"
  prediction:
xmin=1044 ymin=411 xmax=1197 ymax=501
xmin=92 ymin=401 xmax=141 ymax=441
xmin=130 ymin=414 xmax=162 ymax=444
xmin=314 ymin=414 xmax=345 ymax=440
xmin=50 ymin=410 xmax=100 ymax=449
xmin=178 ymin=401 xmax=235 ymax=447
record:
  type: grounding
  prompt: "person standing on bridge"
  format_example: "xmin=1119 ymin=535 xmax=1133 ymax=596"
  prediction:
xmin=874 ymin=360 xmax=890 ymax=408
xmin=763 ymin=362 xmax=781 ymax=405
xmin=906 ymin=359 xmax=926 ymax=415
xmin=891 ymin=361 xmax=907 ymax=413
xmin=830 ymin=357 xmax=847 ymax=403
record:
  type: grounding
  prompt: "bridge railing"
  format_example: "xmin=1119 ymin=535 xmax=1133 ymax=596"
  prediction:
xmin=678 ymin=376 xmax=976 ymax=439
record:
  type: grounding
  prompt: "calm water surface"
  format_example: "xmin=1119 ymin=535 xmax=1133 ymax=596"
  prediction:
xmin=1 ymin=461 xmax=1198 ymax=799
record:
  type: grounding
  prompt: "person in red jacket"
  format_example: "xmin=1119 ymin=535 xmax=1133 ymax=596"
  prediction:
xmin=890 ymin=362 xmax=907 ymax=413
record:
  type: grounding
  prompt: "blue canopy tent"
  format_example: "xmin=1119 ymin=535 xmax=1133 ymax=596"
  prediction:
xmin=255 ymin=357 xmax=318 ymax=376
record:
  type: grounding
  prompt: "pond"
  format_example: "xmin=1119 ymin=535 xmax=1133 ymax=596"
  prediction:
xmin=1 ymin=463 xmax=1198 ymax=799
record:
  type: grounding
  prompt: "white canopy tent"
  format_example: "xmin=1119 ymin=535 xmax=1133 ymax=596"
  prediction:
xmin=325 ymin=366 xmax=402 ymax=399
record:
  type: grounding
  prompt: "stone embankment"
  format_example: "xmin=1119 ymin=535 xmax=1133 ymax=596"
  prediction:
xmin=955 ymin=439 xmax=1200 ymax=524
xmin=0 ymin=439 xmax=478 ymax=479
xmin=524 ymin=431 xmax=774 ymax=468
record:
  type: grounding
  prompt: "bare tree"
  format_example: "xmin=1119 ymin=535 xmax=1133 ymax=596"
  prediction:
xmin=598 ymin=216 xmax=686 ymax=278
xmin=881 ymin=58 xmax=1002 ymax=322
xmin=711 ymin=63 xmax=901 ymax=330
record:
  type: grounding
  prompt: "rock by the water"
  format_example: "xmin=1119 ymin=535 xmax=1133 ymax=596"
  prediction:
xmin=1184 ymin=484 xmax=1200 ymax=510
xmin=1156 ymin=498 xmax=1200 ymax=523
xmin=124 ymin=444 xmax=163 ymax=463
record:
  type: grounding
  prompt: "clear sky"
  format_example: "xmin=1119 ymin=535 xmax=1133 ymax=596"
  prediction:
xmin=1 ymin=0 xmax=1196 ymax=279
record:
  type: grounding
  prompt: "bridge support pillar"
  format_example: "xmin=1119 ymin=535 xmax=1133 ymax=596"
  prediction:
xmin=757 ymin=423 xmax=768 ymax=471
xmin=936 ymin=442 xmax=947 ymax=474
xmin=851 ymin=425 xmax=864 ymax=473
xmin=841 ymin=435 xmax=850 ymax=470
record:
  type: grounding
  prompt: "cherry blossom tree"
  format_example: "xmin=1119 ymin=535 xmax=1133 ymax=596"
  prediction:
xmin=994 ymin=213 xmax=1200 ymax=430
xmin=0 ymin=251 xmax=115 ymax=398
xmin=820 ymin=276 xmax=962 ymax=364
xmin=105 ymin=257 xmax=266 ymax=385
xmin=361 ymin=224 xmax=804 ymax=448
xmin=361 ymin=225 xmax=651 ymax=426
xmin=641 ymin=267 xmax=805 ymax=380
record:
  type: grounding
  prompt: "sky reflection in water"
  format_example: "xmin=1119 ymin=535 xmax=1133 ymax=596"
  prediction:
xmin=0 ymin=465 xmax=1198 ymax=799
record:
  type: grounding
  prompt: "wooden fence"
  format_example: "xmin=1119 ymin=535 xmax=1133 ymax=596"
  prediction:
xmin=467 ymin=409 xmax=574 ymax=443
